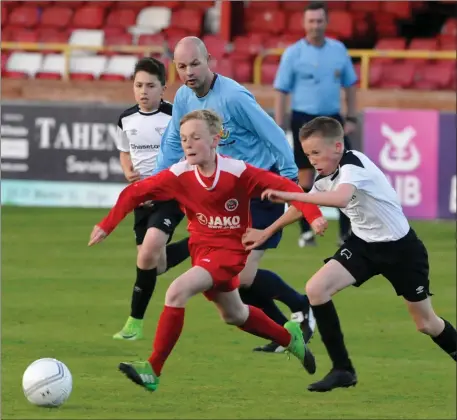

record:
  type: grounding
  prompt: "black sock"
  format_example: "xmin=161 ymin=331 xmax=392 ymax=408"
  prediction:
xmin=164 ymin=237 xmax=190 ymax=271
xmin=299 ymin=187 xmax=312 ymax=234
xmin=338 ymin=210 xmax=351 ymax=239
xmin=130 ymin=267 xmax=157 ymax=319
xmin=249 ymin=269 xmax=309 ymax=313
xmin=312 ymin=300 xmax=354 ymax=371
xmin=432 ymin=318 xmax=457 ymax=361
xmin=239 ymin=287 xmax=288 ymax=327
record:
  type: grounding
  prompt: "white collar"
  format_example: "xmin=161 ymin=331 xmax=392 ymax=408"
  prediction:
xmin=194 ymin=154 xmax=221 ymax=191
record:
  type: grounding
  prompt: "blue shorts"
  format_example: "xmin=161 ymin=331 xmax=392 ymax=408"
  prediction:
xmin=250 ymin=198 xmax=285 ymax=250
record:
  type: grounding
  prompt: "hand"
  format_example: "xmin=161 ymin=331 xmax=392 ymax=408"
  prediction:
xmin=343 ymin=120 xmax=357 ymax=135
xmin=261 ymin=189 xmax=292 ymax=204
xmin=88 ymin=225 xmax=107 ymax=246
xmin=125 ymin=170 xmax=141 ymax=183
xmin=310 ymin=216 xmax=328 ymax=236
xmin=242 ymin=228 xmax=269 ymax=251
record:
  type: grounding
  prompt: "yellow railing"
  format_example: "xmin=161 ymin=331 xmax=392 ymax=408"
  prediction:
xmin=253 ymin=48 xmax=457 ymax=89
xmin=0 ymin=42 xmax=176 ymax=83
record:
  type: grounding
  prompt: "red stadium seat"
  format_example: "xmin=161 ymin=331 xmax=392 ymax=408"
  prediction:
xmin=70 ymin=73 xmax=95 ymax=81
xmin=72 ymin=5 xmax=105 ymax=29
xmin=38 ymin=28 xmax=69 ymax=43
xmin=408 ymin=38 xmax=439 ymax=64
xmin=413 ymin=62 xmax=454 ymax=90
xmin=170 ymin=9 xmax=203 ymax=34
xmin=138 ymin=33 xmax=166 ymax=47
xmin=246 ymin=9 xmax=286 ymax=34
xmin=41 ymin=6 xmax=73 ymax=29
xmin=100 ymin=74 xmax=126 ymax=81
xmin=25 ymin=1 xmax=53 ymax=6
xmin=61 ymin=1 xmax=86 ymax=7
xmin=382 ymin=1 xmax=411 ymax=19
xmin=328 ymin=10 xmax=353 ymax=40
xmin=261 ymin=61 xmax=279 ymax=85
xmin=232 ymin=59 xmax=253 ymax=84
xmin=348 ymin=1 xmax=381 ymax=12
xmin=8 ymin=5 xmax=39 ymax=28
xmin=1 ymin=5 xmax=8 ymax=26
xmin=288 ymin=11 xmax=304 ymax=34
xmin=3 ymin=70 xmax=29 ymax=79
xmin=202 ymin=35 xmax=228 ymax=60
xmin=247 ymin=1 xmax=280 ymax=9
xmin=105 ymin=8 xmax=138 ymax=31
xmin=1 ymin=52 xmax=10 ymax=73
xmin=368 ymin=63 xmax=383 ymax=88
xmin=373 ymin=12 xmax=398 ymax=38
xmin=441 ymin=18 xmax=457 ymax=36
xmin=374 ymin=38 xmax=407 ymax=64
xmin=326 ymin=1 xmax=348 ymax=10
xmin=10 ymin=29 xmax=38 ymax=43
xmin=105 ymin=32 xmax=133 ymax=55
xmin=35 ymin=71 xmax=62 ymax=80
xmin=150 ymin=1 xmax=180 ymax=8
xmin=88 ymin=1 xmax=114 ymax=8
xmin=181 ymin=1 xmax=214 ymax=10
xmin=439 ymin=35 xmax=456 ymax=51
xmin=231 ymin=34 xmax=264 ymax=60
xmin=113 ymin=1 xmax=151 ymax=9
xmin=211 ymin=57 xmax=234 ymax=78
xmin=281 ymin=1 xmax=309 ymax=11
xmin=379 ymin=62 xmax=415 ymax=89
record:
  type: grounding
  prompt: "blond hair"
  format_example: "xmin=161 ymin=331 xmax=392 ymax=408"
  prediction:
xmin=180 ymin=109 xmax=222 ymax=136
xmin=299 ymin=116 xmax=344 ymax=143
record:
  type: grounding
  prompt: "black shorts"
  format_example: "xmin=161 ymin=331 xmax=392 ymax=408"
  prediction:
xmin=291 ymin=111 xmax=352 ymax=170
xmin=325 ymin=229 xmax=432 ymax=302
xmin=133 ymin=200 xmax=184 ymax=246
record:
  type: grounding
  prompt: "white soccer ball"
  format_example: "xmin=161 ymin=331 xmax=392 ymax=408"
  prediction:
xmin=22 ymin=358 xmax=72 ymax=407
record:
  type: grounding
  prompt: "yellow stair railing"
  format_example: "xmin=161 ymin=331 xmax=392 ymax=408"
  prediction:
xmin=253 ymin=48 xmax=456 ymax=89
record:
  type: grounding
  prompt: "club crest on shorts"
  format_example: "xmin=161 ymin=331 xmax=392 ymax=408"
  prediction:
xmin=225 ymin=198 xmax=239 ymax=211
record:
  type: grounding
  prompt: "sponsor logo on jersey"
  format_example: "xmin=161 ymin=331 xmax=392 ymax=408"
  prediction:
xmin=225 ymin=198 xmax=238 ymax=211
xmin=196 ymin=213 xmax=240 ymax=229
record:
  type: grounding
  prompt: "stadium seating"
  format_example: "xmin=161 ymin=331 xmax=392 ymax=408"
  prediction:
xmin=0 ymin=0 xmax=454 ymax=90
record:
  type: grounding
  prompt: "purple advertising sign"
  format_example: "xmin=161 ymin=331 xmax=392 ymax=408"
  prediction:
xmin=364 ymin=109 xmax=439 ymax=219
xmin=438 ymin=113 xmax=456 ymax=220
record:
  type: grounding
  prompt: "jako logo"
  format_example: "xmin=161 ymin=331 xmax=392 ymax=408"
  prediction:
xmin=225 ymin=198 xmax=238 ymax=211
xmin=196 ymin=213 xmax=241 ymax=229
xmin=340 ymin=249 xmax=352 ymax=260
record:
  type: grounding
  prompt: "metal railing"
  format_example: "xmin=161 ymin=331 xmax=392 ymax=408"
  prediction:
xmin=253 ymin=48 xmax=456 ymax=88
xmin=0 ymin=42 xmax=177 ymax=83
xmin=2 ymin=42 xmax=455 ymax=88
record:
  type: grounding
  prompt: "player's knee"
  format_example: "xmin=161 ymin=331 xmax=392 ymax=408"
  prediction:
xmin=221 ymin=307 xmax=248 ymax=326
xmin=414 ymin=315 xmax=441 ymax=336
xmin=137 ymin=247 xmax=161 ymax=269
xmin=164 ymin=283 xmax=189 ymax=307
xmin=305 ymin=280 xmax=326 ymax=304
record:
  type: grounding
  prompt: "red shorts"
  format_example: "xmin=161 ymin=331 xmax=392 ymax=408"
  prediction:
xmin=190 ymin=244 xmax=248 ymax=301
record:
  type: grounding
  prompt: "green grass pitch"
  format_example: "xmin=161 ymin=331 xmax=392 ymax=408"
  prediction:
xmin=2 ymin=206 xmax=456 ymax=419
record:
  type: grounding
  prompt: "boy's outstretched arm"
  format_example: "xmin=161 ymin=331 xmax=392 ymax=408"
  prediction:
xmin=88 ymin=171 xmax=178 ymax=246
xmin=262 ymin=184 xmax=356 ymax=208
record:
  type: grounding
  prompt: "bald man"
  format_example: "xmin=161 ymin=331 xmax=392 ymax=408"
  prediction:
xmin=148 ymin=36 xmax=324 ymax=355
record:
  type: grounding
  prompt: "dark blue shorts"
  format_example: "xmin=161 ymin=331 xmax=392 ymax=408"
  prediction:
xmin=250 ymin=198 xmax=285 ymax=250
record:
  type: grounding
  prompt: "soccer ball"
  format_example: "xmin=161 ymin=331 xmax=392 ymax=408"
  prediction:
xmin=22 ymin=358 xmax=72 ymax=407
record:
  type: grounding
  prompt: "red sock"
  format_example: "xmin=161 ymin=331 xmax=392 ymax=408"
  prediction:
xmin=148 ymin=306 xmax=185 ymax=376
xmin=238 ymin=305 xmax=291 ymax=347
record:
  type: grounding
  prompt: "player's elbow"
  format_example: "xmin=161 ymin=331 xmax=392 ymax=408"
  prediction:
xmin=337 ymin=195 xmax=352 ymax=208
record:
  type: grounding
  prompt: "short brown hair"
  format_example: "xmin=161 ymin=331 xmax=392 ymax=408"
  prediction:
xmin=180 ymin=109 xmax=222 ymax=136
xmin=305 ymin=1 xmax=328 ymax=17
xmin=299 ymin=116 xmax=344 ymax=142
xmin=134 ymin=57 xmax=166 ymax=85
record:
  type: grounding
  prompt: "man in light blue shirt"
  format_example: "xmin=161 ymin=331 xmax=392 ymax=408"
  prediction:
xmin=156 ymin=36 xmax=326 ymax=354
xmin=274 ymin=1 xmax=358 ymax=248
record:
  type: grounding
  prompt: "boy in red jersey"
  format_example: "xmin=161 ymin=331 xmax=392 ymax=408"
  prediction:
xmin=88 ymin=110 xmax=327 ymax=393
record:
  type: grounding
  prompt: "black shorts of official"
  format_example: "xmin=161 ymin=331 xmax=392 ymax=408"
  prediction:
xmin=291 ymin=111 xmax=352 ymax=170
xmin=133 ymin=200 xmax=184 ymax=246
xmin=325 ymin=228 xmax=432 ymax=302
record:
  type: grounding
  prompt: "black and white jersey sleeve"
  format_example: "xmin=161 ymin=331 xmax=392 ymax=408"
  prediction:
xmin=314 ymin=150 xmax=410 ymax=242
xmin=115 ymin=101 xmax=172 ymax=178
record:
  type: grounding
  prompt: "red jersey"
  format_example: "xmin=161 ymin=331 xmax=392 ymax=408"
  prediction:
xmin=98 ymin=154 xmax=322 ymax=251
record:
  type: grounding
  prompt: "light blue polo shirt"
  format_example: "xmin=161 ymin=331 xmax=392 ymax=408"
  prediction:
xmin=273 ymin=37 xmax=357 ymax=116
